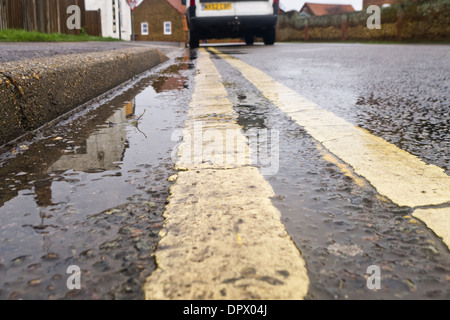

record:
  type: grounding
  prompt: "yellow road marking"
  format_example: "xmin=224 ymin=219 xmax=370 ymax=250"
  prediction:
xmin=413 ymin=207 xmax=450 ymax=249
xmin=236 ymin=233 xmax=243 ymax=245
xmin=144 ymin=49 xmax=309 ymax=300
xmin=317 ymin=144 xmax=367 ymax=188
xmin=210 ymin=47 xmax=450 ymax=249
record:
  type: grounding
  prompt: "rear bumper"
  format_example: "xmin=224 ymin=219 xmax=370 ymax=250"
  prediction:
xmin=188 ymin=14 xmax=278 ymax=38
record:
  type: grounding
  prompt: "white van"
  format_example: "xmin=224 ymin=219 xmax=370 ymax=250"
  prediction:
xmin=182 ymin=0 xmax=279 ymax=48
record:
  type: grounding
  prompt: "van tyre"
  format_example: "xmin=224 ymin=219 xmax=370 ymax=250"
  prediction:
xmin=189 ymin=30 xmax=200 ymax=49
xmin=263 ymin=28 xmax=276 ymax=45
xmin=245 ymin=35 xmax=254 ymax=46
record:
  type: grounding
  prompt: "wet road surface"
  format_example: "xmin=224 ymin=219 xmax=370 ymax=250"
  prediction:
xmin=217 ymin=43 xmax=449 ymax=175
xmin=0 ymin=43 xmax=449 ymax=299
xmin=208 ymin=45 xmax=450 ymax=299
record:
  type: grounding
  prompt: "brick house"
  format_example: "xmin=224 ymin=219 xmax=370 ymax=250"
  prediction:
xmin=133 ymin=0 xmax=187 ymax=42
xmin=299 ymin=3 xmax=355 ymax=17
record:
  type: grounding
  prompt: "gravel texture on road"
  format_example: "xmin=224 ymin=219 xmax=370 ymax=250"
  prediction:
xmin=0 ymin=42 xmax=182 ymax=63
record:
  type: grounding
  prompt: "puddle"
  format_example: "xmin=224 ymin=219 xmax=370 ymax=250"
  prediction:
xmin=0 ymin=50 xmax=196 ymax=299
xmin=236 ymin=104 xmax=267 ymax=130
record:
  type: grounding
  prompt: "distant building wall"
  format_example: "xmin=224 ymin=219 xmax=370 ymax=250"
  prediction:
xmin=278 ymin=0 xmax=450 ymax=42
xmin=133 ymin=0 xmax=187 ymax=42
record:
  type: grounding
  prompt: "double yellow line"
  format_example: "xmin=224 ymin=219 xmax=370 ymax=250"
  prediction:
xmin=145 ymin=49 xmax=309 ymax=300
xmin=145 ymin=47 xmax=449 ymax=300
xmin=210 ymin=47 xmax=450 ymax=249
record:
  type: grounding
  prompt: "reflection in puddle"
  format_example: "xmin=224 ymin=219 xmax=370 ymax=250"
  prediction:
xmin=236 ymin=104 xmax=267 ymax=131
xmin=0 ymin=50 xmax=195 ymax=299
xmin=49 ymin=106 xmax=133 ymax=173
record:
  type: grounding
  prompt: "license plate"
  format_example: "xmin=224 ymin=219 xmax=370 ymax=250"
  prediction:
xmin=202 ymin=3 xmax=232 ymax=10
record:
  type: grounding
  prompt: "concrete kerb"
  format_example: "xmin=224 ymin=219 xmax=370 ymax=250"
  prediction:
xmin=0 ymin=47 xmax=169 ymax=147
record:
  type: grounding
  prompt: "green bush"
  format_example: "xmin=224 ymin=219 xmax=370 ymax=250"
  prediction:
xmin=0 ymin=29 xmax=120 ymax=42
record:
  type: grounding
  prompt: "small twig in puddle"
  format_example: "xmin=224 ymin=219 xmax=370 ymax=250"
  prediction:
xmin=134 ymin=109 xmax=146 ymax=124
xmin=131 ymin=110 xmax=148 ymax=139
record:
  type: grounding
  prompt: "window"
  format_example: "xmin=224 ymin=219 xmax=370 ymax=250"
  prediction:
xmin=112 ymin=0 xmax=117 ymax=33
xmin=141 ymin=22 xmax=149 ymax=35
xmin=164 ymin=22 xmax=172 ymax=35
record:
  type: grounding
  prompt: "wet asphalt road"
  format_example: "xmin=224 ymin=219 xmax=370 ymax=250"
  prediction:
xmin=209 ymin=43 xmax=450 ymax=299
xmin=215 ymin=43 xmax=449 ymax=174
xmin=0 ymin=43 xmax=449 ymax=299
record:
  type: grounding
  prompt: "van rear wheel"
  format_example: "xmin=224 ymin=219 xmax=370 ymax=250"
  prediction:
xmin=245 ymin=35 xmax=254 ymax=46
xmin=189 ymin=30 xmax=200 ymax=49
xmin=263 ymin=28 xmax=276 ymax=45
